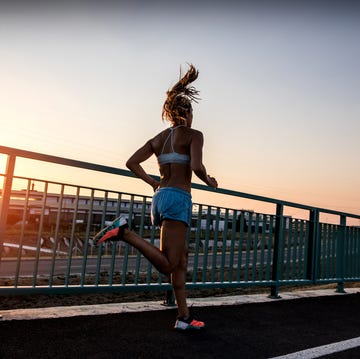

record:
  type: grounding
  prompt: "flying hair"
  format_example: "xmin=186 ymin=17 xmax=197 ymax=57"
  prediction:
xmin=162 ymin=64 xmax=200 ymax=125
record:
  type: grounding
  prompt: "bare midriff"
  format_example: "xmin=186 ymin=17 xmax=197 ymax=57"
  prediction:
xmin=159 ymin=162 xmax=192 ymax=193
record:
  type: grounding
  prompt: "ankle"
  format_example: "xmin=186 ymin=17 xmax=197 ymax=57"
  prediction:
xmin=122 ymin=228 xmax=130 ymax=241
xmin=178 ymin=312 xmax=190 ymax=320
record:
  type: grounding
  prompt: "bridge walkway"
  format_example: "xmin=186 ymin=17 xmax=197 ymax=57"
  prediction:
xmin=0 ymin=289 xmax=359 ymax=358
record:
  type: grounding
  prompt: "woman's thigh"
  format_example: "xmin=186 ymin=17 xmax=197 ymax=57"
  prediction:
xmin=160 ymin=219 xmax=188 ymax=269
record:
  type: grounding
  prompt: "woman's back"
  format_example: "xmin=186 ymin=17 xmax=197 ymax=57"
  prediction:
xmin=151 ymin=125 xmax=194 ymax=192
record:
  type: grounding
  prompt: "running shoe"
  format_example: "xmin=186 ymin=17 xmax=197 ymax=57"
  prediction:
xmin=93 ymin=216 xmax=128 ymax=245
xmin=174 ymin=316 xmax=205 ymax=330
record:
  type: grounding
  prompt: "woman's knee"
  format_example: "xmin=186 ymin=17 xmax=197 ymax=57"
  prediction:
xmin=164 ymin=257 xmax=186 ymax=275
xmin=166 ymin=249 xmax=188 ymax=275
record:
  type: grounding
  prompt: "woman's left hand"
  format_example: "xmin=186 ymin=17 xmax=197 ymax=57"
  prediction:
xmin=207 ymin=175 xmax=218 ymax=189
xmin=152 ymin=181 xmax=160 ymax=192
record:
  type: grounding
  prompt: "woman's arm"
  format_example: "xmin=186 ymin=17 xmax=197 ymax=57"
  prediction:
xmin=190 ymin=131 xmax=218 ymax=188
xmin=126 ymin=140 xmax=160 ymax=191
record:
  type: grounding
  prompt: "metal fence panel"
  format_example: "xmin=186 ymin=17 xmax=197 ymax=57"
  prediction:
xmin=1 ymin=145 xmax=360 ymax=297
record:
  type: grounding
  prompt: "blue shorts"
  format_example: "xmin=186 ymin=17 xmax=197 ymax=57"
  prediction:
xmin=151 ymin=187 xmax=192 ymax=227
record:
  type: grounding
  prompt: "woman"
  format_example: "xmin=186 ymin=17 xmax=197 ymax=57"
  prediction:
xmin=94 ymin=64 xmax=218 ymax=330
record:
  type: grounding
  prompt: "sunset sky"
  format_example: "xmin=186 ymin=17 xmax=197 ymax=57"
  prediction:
xmin=1 ymin=1 xmax=359 ymax=224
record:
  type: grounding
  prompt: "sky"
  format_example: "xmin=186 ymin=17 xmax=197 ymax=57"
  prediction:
xmin=1 ymin=1 xmax=359 ymax=224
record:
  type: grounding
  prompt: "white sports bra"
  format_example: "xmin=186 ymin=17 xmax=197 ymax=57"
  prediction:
xmin=157 ymin=125 xmax=190 ymax=165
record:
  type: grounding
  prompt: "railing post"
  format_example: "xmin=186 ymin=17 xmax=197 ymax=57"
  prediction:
xmin=162 ymin=289 xmax=176 ymax=306
xmin=336 ymin=215 xmax=346 ymax=293
xmin=307 ymin=209 xmax=319 ymax=282
xmin=0 ymin=154 xmax=16 ymax=258
xmin=269 ymin=203 xmax=284 ymax=299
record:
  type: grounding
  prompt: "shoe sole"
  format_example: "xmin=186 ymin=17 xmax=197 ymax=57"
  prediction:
xmin=96 ymin=228 xmax=120 ymax=245
xmin=175 ymin=325 xmax=204 ymax=331
xmin=93 ymin=216 xmax=127 ymax=245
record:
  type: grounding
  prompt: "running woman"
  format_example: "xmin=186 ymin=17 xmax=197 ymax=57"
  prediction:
xmin=94 ymin=64 xmax=218 ymax=330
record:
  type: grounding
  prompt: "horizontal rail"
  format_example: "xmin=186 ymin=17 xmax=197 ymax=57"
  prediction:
xmin=1 ymin=145 xmax=359 ymax=219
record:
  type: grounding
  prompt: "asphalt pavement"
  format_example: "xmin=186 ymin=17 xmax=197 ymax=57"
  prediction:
xmin=0 ymin=288 xmax=359 ymax=359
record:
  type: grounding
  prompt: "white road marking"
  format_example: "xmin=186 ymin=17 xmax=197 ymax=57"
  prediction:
xmin=269 ymin=336 xmax=360 ymax=359
xmin=3 ymin=242 xmax=67 ymax=255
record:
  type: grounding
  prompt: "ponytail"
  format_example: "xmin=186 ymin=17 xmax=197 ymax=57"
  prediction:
xmin=162 ymin=64 xmax=200 ymax=125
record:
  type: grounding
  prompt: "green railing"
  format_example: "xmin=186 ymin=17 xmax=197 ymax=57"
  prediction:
xmin=0 ymin=145 xmax=359 ymax=298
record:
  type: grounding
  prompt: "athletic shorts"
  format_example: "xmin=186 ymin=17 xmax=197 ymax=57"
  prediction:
xmin=151 ymin=187 xmax=192 ymax=227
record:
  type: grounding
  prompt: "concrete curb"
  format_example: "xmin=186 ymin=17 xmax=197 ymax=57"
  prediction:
xmin=0 ymin=288 xmax=358 ymax=321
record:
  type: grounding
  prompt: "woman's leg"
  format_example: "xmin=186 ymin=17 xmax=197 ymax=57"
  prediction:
xmin=122 ymin=219 xmax=189 ymax=317
xmin=171 ymin=248 xmax=189 ymax=318
xmin=123 ymin=220 xmax=189 ymax=317
xmin=122 ymin=229 xmax=172 ymax=274
xmin=122 ymin=220 xmax=186 ymax=276
xmin=160 ymin=220 xmax=189 ymax=318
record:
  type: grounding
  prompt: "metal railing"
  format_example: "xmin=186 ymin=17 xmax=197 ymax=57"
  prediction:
xmin=1 ymin=145 xmax=359 ymax=297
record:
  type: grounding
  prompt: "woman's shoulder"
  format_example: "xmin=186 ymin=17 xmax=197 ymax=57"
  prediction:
xmin=148 ymin=129 xmax=170 ymax=152
xmin=151 ymin=126 xmax=203 ymax=142
xmin=188 ymin=128 xmax=203 ymax=138
xmin=151 ymin=128 xmax=169 ymax=140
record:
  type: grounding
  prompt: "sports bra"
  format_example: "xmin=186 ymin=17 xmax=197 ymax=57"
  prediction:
xmin=157 ymin=125 xmax=190 ymax=165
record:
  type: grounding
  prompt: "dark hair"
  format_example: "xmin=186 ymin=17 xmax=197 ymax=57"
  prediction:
xmin=162 ymin=64 xmax=200 ymax=125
